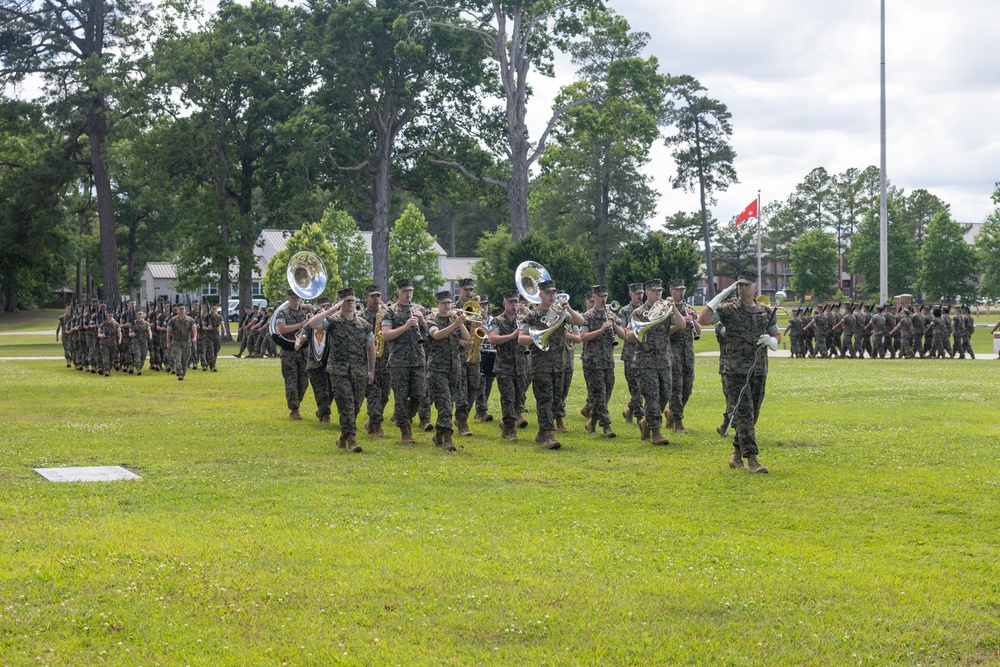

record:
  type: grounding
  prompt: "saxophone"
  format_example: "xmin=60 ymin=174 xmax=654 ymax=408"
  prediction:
xmin=374 ymin=305 xmax=386 ymax=358
xmin=463 ymin=299 xmax=487 ymax=364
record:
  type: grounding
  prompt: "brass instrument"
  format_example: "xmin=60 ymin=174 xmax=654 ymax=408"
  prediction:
xmin=373 ymin=305 xmax=387 ymax=358
xmin=270 ymin=251 xmax=327 ymax=351
xmin=514 ymin=261 xmax=550 ymax=304
xmin=629 ymin=299 xmax=675 ymax=343
xmin=462 ymin=299 xmax=488 ymax=363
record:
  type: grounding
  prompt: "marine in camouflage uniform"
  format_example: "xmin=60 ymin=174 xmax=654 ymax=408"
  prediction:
xmin=166 ymin=306 xmax=197 ymax=380
xmin=961 ymin=306 xmax=976 ymax=358
xmin=804 ymin=305 xmax=829 ymax=358
xmin=828 ymin=304 xmax=843 ymax=357
xmin=558 ymin=321 xmax=582 ymax=433
xmin=889 ymin=308 xmax=913 ymax=359
xmin=870 ymin=307 xmax=886 ymax=358
xmin=941 ymin=307 xmax=955 ymax=358
xmin=883 ymin=308 xmax=898 ymax=359
xmin=359 ymin=285 xmax=391 ymax=437
xmin=667 ymin=279 xmax=699 ymax=433
xmin=474 ymin=295 xmax=498 ymax=422
xmin=518 ymin=279 xmax=585 ymax=449
xmin=580 ymin=285 xmax=625 ymax=438
xmin=928 ymin=307 xmax=947 ymax=358
xmin=453 ymin=278 xmax=481 ymax=436
xmin=617 ymin=283 xmax=645 ymax=424
xmin=425 ymin=291 xmax=470 ymax=450
xmin=85 ymin=304 xmax=99 ymax=373
xmin=950 ymin=308 xmax=965 ymax=358
xmin=204 ymin=305 xmax=223 ymax=371
xmin=297 ymin=296 xmax=334 ymax=424
xmin=834 ymin=306 xmax=855 ymax=358
xmin=627 ymin=279 xmax=684 ymax=446
xmin=97 ymin=311 xmax=121 ymax=376
xmin=921 ymin=305 xmax=935 ymax=357
xmin=275 ymin=290 xmax=311 ymax=417
xmin=489 ymin=290 xmax=528 ymax=440
xmin=130 ymin=311 xmax=152 ymax=374
xmin=382 ymin=278 xmax=429 ymax=443
xmin=783 ymin=308 xmax=802 ymax=358
xmin=909 ymin=305 xmax=925 ymax=359
xmin=308 ymin=289 xmax=375 ymax=453
xmin=699 ymin=269 xmax=778 ymax=473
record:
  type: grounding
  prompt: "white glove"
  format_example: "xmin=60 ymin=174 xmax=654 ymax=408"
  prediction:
xmin=707 ymin=282 xmax=738 ymax=311
xmin=757 ymin=334 xmax=778 ymax=351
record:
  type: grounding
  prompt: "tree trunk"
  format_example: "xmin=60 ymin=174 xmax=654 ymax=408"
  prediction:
xmin=5 ymin=282 xmax=15 ymax=313
xmin=449 ymin=208 xmax=456 ymax=257
xmin=372 ymin=153 xmax=391 ymax=295
xmin=88 ymin=102 xmax=119 ymax=308
xmin=126 ymin=223 xmax=137 ymax=302
xmin=694 ymin=122 xmax=716 ymax=298
xmin=75 ymin=259 xmax=83 ymax=302
xmin=508 ymin=149 xmax=530 ymax=241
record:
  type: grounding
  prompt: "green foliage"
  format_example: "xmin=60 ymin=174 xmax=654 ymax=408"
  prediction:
xmin=712 ymin=222 xmax=757 ymax=282
xmin=261 ymin=223 xmax=342 ymax=306
xmin=472 ymin=226 xmax=596 ymax=310
xmin=531 ymin=11 xmax=666 ymax=280
xmin=789 ymin=229 xmax=838 ymax=299
xmin=605 ymin=231 xmax=701 ymax=304
xmin=389 ymin=204 xmax=442 ymax=304
xmin=319 ymin=205 xmax=371 ymax=289
xmin=975 ymin=209 xmax=1000 ymax=301
xmin=846 ymin=202 xmax=916 ymax=297
xmin=915 ymin=210 xmax=978 ymax=302
xmin=0 ymin=100 xmax=74 ymax=310
xmin=663 ymin=210 xmax=716 ymax=244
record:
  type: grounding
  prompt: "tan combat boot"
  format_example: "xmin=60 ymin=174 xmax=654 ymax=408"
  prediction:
xmin=584 ymin=416 xmax=596 ymax=434
xmin=602 ymin=424 xmax=616 ymax=439
xmin=456 ymin=420 xmax=473 ymax=437
xmin=746 ymin=455 xmax=769 ymax=473
xmin=650 ymin=429 xmax=669 ymax=446
xmin=639 ymin=417 xmax=650 ymax=442
xmin=542 ymin=431 xmax=562 ymax=450
xmin=400 ymin=423 xmax=416 ymax=444
xmin=474 ymin=410 xmax=494 ymax=422
xmin=580 ymin=404 xmax=591 ymax=418
xmin=717 ymin=419 xmax=729 ymax=437
xmin=440 ymin=430 xmax=457 ymax=452
xmin=729 ymin=449 xmax=747 ymax=470
xmin=346 ymin=434 xmax=362 ymax=454
xmin=289 ymin=410 xmax=302 ymax=421
xmin=622 ymin=407 xmax=633 ymax=425
xmin=516 ymin=415 xmax=528 ymax=429
xmin=505 ymin=423 xmax=520 ymax=441
xmin=364 ymin=419 xmax=372 ymax=434
xmin=673 ymin=419 xmax=688 ymax=435
xmin=371 ymin=423 xmax=385 ymax=438
xmin=535 ymin=430 xmax=546 ymax=445
xmin=555 ymin=417 xmax=568 ymax=433
xmin=419 ymin=418 xmax=434 ymax=432
xmin=336 ymin=433 xmax=346 ymax=449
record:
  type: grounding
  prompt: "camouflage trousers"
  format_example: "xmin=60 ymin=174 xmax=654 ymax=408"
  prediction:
xmin=131 ymin=339 xmax=148 ymax=371
xmin=899 ymin=333 xmax=913 ymax=359
xmin=637 ymin=367 xmax=672 ymax=431
xmin=583 ymin=367 xmax=615 ymax=427
xmin=86 ymin=334 xmax=97 ymax=368
xmin=98 ymin=342 xmax=117 ymax=373
xmin=721 ymin=372 xmax=766 ymax=458
xmin=943 ymin=331 xmax=953 ymax=356
xmin=556 ymin=361 xmax=573 ymax=419
xmin=238 ymin=331 xmax=252 ymax=356
xmin=872 ymin=332 xmax=885 ymax=358
xmin=391 ymin=366 xmax=426 ymax=427
xmin=814 ymin=333 xmax=829 ymax=358
xmin=309 ymin=366 xmax=333 ymax=418
xmin=198 ymin=336 xmax=209 ymax=368
xmin=623 ymin=356 xmax=643 ymax=418
xmin=930 ymin=332 xmax=947 ymax=358
xmin=962 ymin=332 xmax=975 ymax=358
xmin=280 ymin=351 xmax=309 ymax=410
xmin=419 ymin=366 xmax=432 ymax=422
xmin=455 ymin=361 xmax=480 ymax=423
xmin=428 ymin=369 xmax=460 ymax=433
xmin=365 ymin=367 xmax=391 ymax=426
xmin=204 ymin=333 xmax=220 ymax=370
xmin=61 ymin=336 xmax=72 ymax=363
xmin=496 ymin=372 xmax=523 ymax=428
xmin=331 ymin=372 xmax=366 ymax=436
xmin=476 ymin=373 xmax=495 ymax=413
xmin=669 ymin=345 xmax=695 ymax=423
xmin=516 ymin=367 xmax=530 ymax=415
xmin=531 ymin=369 xmax=564 ymax=433
xmin=923 ymin=333 xmax=934 ymax=356
xmin=171 ymin=341 xmax=192 ymax=378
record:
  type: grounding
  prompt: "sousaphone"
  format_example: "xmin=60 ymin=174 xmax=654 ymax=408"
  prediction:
xmin=270 ymin=251 xmax=327 ymax=351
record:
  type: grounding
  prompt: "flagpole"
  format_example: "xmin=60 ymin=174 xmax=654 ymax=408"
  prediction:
xmin=756 ymin=190 xmax=762 ymax=294
xmin=879 ymin=0 xmax=888 ymax=303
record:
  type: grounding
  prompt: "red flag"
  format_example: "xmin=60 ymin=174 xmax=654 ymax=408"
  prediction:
xmin=734 ymin=199 xmax=758 ymax=227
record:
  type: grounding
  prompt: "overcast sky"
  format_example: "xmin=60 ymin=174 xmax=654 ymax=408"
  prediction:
xmin=527 ymin=0 xmax=1000 ymax=226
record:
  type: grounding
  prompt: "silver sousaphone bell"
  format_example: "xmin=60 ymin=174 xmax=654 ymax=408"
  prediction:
xmin=270 ymin=251 xmax=328 ymax=352
xmin=515 ymin=260 xmax=551 ymax=304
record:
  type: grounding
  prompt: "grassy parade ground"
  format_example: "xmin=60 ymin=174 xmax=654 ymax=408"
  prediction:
xmin=2 ymin=312 xmax=1000 ymax=665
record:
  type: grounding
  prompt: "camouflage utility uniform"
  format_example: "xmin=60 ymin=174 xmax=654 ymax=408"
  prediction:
xmin=581 ymin=309 xmax=617 ymax=430
xmin=325 ymin=312 xmax=373 ymax=439
xmin=383 ymin=303 xmax=427 ymax=427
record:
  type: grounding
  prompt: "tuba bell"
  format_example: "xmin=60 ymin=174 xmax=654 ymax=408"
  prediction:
xmin=270 ymin=251 xmax=327 ymax=351
xmin=515 ymin=261 xmax=551 ymax=304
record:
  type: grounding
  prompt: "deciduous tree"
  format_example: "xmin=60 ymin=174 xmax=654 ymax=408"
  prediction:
xmin=789 ymin=229 xmax=837 ymax=300
xmin=916 ymin=210 xmax=977 ymax=303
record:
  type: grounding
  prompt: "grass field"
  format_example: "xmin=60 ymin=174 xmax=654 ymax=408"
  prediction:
xmin=2 ymin=325 xmax=1000 ymax=665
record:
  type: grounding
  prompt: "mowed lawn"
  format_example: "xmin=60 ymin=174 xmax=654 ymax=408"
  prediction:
xmin=2 ymin=347 xmax=1000 ymax=665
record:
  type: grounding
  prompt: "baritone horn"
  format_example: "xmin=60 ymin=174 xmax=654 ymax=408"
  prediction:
xmin=270 ymin=251 xmax=327 ymax=351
